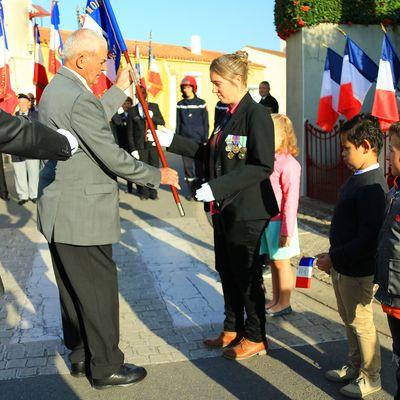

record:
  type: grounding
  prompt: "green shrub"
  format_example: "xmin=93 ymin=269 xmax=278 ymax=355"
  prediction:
xmin=275 ymin=0 xmax=400 ymax=40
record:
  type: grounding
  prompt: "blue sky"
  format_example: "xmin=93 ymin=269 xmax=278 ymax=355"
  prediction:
xmin=33 ymin=0 xmax=280 ymax=53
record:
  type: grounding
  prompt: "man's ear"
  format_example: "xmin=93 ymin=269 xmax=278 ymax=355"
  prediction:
xmin=361 ymin=139 xmax=372 ymax=153
xmin=76 ymin=54 xmax=85 ymax=70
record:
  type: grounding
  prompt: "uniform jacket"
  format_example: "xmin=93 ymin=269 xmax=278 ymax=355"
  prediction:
xmin=37 ymin=67 xmax=161 ymax=246
xmin=214 ymin=101 xmax=229 ymax=131
xmin=110 ymin=111 xmax=130 ymax=152
xmin=176 ymin=96 xmax=209 ymax=143
xmin=376 ymin=184 xmax=400 ymax=308
xmin=12 ymin=110 xmax=39 ymax=162
xmin=169 ymin=92 xmax=278 ymax=221
xmin=0 ymin=110 xmax=71 ymax=159
xmin=127 ymin=102 xmax=165 ymax=151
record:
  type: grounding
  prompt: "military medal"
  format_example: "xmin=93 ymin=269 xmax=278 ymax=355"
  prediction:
xmin=238 ymin=152 xmax=246 ymax=160
xmin=227 ymin=151 xmax=235 ymax=159
xmin=239 ymin=146 xmax=247 ymax=154
xmin=232 ymin=145 xmax=240 ymax=154
xmin=225 ymin=143 xmax=233 ymax=152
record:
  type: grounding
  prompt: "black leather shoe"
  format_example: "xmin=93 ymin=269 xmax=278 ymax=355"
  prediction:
xmin=18 ymin=199 xmax=28 ymax=206
xmin=70 ymin=361 xmax=86 ymax=378
xmin=30 ymin=198 xmax=37 ymax=204
xmin=92 ymin=364 xmax=147 ymax=390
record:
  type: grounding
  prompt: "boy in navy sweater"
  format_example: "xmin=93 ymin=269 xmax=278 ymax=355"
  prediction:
xmin=317 ymin=115 xmax=386 ymax=399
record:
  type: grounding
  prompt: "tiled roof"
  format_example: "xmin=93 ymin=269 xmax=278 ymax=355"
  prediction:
xmin=38 ymin=27 xmax=264 ymax=67
xmin=38 ymin=27 xmax=223 ymax=63
xmin=245 ymin=45 xmax=286 ymax=58
xmin=31 ymin=4 xmax=51 ymax=18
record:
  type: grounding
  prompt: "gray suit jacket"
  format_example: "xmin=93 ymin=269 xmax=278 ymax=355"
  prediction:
xmin=37 ymin=67 xmax=161 ymax=245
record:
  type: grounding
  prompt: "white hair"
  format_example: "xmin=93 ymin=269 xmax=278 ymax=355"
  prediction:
xmin=62 ymin=29 xmax=107 ymax=61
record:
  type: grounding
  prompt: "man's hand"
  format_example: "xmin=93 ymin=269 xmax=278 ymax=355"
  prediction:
xmin=279 ymin=235 xmax=291 ymax=248
xmin=115 ymin=65 xmax=133 ymax=91
xmin=160 ymin=167 xmax=180 ymax=190
xmin=316 ymin=252 xmax=333 ymax=274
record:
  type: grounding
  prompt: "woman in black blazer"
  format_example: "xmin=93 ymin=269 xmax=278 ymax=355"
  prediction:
xmin=149 ymin=51 xmax=278 ymax=360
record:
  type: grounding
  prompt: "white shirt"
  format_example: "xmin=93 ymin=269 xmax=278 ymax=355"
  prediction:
xmin=353 ymin=163 xmax=380 ymax=176
xmin=64 ymin=67 xmax=92 ymax=93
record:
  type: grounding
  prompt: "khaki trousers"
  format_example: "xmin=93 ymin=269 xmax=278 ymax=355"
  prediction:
xmin=331 ymin=268 xmax=381 ymax=379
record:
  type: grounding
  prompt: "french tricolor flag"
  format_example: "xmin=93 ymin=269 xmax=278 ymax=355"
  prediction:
xmin=295 ymin=257 xmax=315 ymax=289
xmin=0 ymin=0 xmax=17 ymax=114
xmin=338 ymin=37 xmax=378 ymax=120
xmin=33 ymin=24 xmax=48 ymax=104
xmin=48 ymin=1 xmax=63 ymax=75
xmin=372 ymin=34 xmax=400 ymax=132
xmin=83 ymin=0 xmax=126 ymax=97
xmin=317 ymin=48 xmax=343 ymax=132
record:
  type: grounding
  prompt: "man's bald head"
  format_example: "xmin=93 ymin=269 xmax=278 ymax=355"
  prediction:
xmin=62 ymin=29 xmax=108 ymax=87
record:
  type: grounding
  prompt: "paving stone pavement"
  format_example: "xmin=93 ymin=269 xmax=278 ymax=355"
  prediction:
xmin=0 ymin=207 xmax=344 ymax=381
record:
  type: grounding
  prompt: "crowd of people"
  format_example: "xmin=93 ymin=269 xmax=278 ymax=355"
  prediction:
xmin=0 ymin=26 xmax=399 ymax=400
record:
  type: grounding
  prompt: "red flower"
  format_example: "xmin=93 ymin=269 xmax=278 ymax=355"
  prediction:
xmin=293 ymin=1 xmax=299 ymax=5
xmin=297 ymin=18 xmax=305 ymax=27
xmin=301 ymin=5 xmax=310 ymax=11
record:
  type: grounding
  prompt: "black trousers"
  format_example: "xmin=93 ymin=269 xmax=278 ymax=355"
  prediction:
xmin=213 ymin=214 xmax=267 ymax=342
xmin=49 ymin=242 xmax=124 ymax=379
xmin=137 ymin=146 xmax=159 ymax=198
xmin=388 ymin=315 xmax=400 ymax=400
xmin=0 ymin=154 xmax=8 ymax=198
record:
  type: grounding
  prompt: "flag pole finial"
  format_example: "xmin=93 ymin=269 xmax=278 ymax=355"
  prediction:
xmin=381 ymin=23 xmax=387 ymax=34
xmin=322 ymin=43 xmax=329 ymax=48
xmin=336 ymin=27 xmax=347 ymax=37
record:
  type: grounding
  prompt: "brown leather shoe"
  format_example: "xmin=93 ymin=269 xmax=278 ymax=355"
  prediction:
xmin=222 ymin=337 xmax=268 ymax=360
xmin=203 ymin=331 xmax=243 ymax=348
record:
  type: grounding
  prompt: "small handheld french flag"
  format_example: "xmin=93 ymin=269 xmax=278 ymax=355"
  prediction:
xmin=295 ymin=257 xmax=315 ymax=289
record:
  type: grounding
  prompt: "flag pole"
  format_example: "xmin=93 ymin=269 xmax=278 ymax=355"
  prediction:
xmin=99 ymin=0 xmax=184 ymax=216
xmin=122 ymin=50 xmax=185 ymax=217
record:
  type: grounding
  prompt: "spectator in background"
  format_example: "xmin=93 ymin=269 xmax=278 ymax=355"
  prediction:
xmin=127 ymin=86 xmax=165 ymax=200
xmin=12 ymin=94 xmax=40 ymax=205
xmin=176 ymin=76 xmax=209 ymax=200
xmin=27 ymin=93 xmax=37 ymax=111
xmin=259 ymin=81 xmax=279 ymax=114
xmin=111 ymin=97 xmax=133 ymax=193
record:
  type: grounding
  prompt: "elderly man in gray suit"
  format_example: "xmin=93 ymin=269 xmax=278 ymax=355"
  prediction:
xmin=38 ymin=29 xmax=179 ymax=389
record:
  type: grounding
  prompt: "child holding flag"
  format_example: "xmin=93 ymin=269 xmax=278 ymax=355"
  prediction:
xmin=317 ymin=115 xmax=386 ymax=399
xmin=375 ymin=122 xmax=400 ymax=400
xmin=259 ymin=114 xmax=301 ymax=317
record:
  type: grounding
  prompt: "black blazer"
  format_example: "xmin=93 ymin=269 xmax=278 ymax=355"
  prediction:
xmin=110 ymin=111 xmax=130 ymax=152
xmin=127 ymin=103 xmax=165 ymax=152
xmin=169 ymin=92 xmax=279 ymax=221
xmin=0 ymin=110 xmax=71 ymax=159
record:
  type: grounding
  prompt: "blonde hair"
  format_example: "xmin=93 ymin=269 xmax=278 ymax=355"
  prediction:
xmin=210 ymin=50 xmax=249 ymax=87
xmin=271 ymin=114 xmax=299 ymax=156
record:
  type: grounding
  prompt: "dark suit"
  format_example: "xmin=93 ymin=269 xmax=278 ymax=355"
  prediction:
xmin=127 ymin=102 xmax=165 ymax=199
xmin=259 ymin=94 xmax=279 ymax=113
xmin=0 ymin=110 xmax=72 ymax=297
xmin=12 ymin=110 xmax=39 ymax=162
xmin=169 ymin=93 xmax=278 ymax=341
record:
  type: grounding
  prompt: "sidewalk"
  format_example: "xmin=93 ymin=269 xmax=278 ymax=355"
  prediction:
xmin=0 ymin=157 xmax=396 ymax=399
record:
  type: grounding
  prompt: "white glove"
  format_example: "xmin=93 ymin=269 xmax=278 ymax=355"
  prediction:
xmin=131 ymin=150 xmax=140 ymax=160
xmin=117 ymin=107 xmax=124 ymax=114
xmin=57 ymin=128 xmax=78 ymax=155
xmin=195 ymin=183 xmax=215 ymax=202
xmin=146 ymin=126 xmax=174 ymax=147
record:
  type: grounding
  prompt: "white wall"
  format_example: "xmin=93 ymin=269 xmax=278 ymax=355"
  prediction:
xmin=4 ymin=0 xmax=35 ymax=94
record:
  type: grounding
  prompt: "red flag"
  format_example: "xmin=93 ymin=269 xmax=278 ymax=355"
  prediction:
xmin=0 ymin=1 xmax=17 ymax=114
xmin=33 ymin=24 xmax=48 ymax=104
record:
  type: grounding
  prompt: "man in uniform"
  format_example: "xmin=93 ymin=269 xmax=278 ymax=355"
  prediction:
xmin=127 ymin=86 xmax=165 ymax=200
xmin=176 ymin=76 xmax=209 ymax=200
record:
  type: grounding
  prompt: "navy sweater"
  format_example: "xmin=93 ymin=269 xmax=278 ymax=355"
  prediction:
xmin=329 ymin=168 xmax=387 ymax=277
